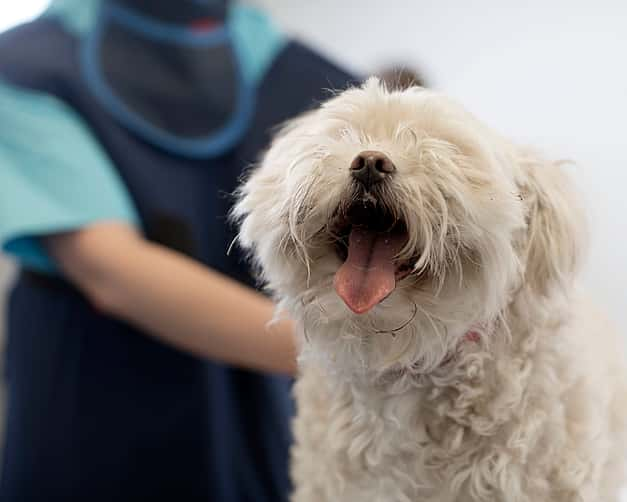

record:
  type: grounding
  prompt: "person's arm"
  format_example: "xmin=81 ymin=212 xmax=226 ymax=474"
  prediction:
xmin=45 ymin=222 xmax=297 ymax=375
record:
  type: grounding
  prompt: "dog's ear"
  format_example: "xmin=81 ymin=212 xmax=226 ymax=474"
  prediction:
xmin=231 ymin=110 xmax=323 ymax=289
xmin=517 ymin=153 xmax=585 ymax=296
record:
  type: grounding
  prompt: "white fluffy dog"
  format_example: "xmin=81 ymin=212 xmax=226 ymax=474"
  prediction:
xmin=234 ymin=79 xmax=627 ymax=501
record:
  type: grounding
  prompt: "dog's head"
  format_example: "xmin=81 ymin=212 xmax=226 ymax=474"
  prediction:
xmin=234 ymin=79 xmax=583 ymax=376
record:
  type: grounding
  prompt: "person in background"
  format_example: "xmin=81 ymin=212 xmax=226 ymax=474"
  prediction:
xmin=0 ymin=0 xmax=354 ymax=500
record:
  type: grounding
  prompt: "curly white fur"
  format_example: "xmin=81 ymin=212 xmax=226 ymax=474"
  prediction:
xmin=234 ymin=79 xmax=627 ymax=501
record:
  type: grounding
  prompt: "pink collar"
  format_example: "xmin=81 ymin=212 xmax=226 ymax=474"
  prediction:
xmin=438 ymin=327 xmax=484 ymax=368
xmin=464 ymin=330 xmax=481 ymax=343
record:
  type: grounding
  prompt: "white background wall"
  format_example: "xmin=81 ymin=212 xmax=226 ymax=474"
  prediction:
xmin=0 ymin=1 xmax=49 ymax=32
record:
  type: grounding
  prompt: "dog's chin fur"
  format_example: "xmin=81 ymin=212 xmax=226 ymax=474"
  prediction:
xmin=234 ymin=79 xmax=627 ymax=501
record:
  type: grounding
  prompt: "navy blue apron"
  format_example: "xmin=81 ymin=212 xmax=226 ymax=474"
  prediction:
xmin=0 ymin=1 xmax=354 ymax=499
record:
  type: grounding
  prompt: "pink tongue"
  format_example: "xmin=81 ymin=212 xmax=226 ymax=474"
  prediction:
xmin=334 ymin=227 xmax=406 ymax=314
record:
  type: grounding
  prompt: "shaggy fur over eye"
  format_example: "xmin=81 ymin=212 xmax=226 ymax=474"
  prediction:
xmin=233 ymin=78 xmax=627 ymax=502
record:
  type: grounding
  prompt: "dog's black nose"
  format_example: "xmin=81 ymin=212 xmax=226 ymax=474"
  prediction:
xmin=350 ymin=151 xmax=396 ymax=188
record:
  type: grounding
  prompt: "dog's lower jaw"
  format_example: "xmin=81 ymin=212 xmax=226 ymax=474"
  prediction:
xmin=290 ymin=295 xmax=627 ymax=502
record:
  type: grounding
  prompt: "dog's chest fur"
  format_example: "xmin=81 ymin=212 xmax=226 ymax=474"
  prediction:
xmin=289 ymin=308 xmax=627 ymax=502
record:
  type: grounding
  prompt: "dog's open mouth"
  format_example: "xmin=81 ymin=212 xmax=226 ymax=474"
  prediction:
xmin=330 ymin=201 xmax=413 ymax=314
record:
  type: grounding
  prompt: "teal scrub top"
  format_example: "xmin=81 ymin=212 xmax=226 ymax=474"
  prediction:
xmin=0 ymin=78 xmax=139 ymax=272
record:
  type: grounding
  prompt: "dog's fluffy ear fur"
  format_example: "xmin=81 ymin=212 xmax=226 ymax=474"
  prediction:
xmin=517 ymin=153 xmax=585 ymax=296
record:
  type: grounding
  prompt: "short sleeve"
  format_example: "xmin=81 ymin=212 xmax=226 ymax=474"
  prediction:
xmin=0 ymin=78 xmax=140 ymax=272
